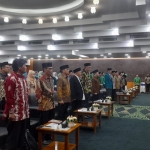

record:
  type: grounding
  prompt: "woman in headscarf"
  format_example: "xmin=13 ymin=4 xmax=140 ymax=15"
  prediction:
xmin=27 ymin=70 xmax=37 ymax=94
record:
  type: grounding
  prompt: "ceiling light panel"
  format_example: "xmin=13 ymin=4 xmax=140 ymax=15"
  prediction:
xmin=78 ymin=13 xmax=83 ymax=19
xmin=47 ymin=45 xmax=56 ymax=50
xmin=19 ymin=35 xmax=29 ymax=41
xmin=4 ymin=17 xmax=9 ymax=23
xmin=22 ymin=19 xmax=27 ymax=24
xmin=17 ymin=45 xmax=26 ymax=51
xmin=53 ymin=18 xmax=57 ymax=24
xmin=64 ymin=16 xmax=69 ymax=22
xmin=52 ymin=34 xmax=61 ymax=40
xmin=38 ymin=19 xmax=43 ymax=24
xmin=91 ymin=7 xmax=96 ymax=14
xmin=93 ymin=0 xmax=99 ymax=5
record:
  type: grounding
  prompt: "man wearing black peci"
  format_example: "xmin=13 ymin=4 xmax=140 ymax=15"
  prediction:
xmin=70 ymin=68 xmax=85 ymax=113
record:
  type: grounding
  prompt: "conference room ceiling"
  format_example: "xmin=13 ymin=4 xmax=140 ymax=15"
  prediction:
xmin=0 ymin=0 xmax=150 ymax=60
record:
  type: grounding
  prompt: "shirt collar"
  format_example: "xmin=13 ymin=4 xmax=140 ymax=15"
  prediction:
xmin=14 ymin=72 xmax=24 ymax=78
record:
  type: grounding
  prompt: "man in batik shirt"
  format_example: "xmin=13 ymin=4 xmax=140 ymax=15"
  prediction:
xmin=0 ymin=62 xmax=10 ymax=111
xmin=81 ymin=63 xmax=92 ymax=108
xmin=57 ymin=65 xmax=71 ymax=120
xmin=3 ymin=59 xmax=29 ymax=150
xmin=36 ymin=62 xmax=55 ymax=125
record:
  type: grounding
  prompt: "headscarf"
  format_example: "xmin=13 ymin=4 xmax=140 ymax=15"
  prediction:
xmin=27 ymin=70 xmax=37 ymax=89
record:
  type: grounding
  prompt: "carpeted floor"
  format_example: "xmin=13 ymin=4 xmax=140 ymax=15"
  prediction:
xmin=55 ymin=93 xmax=150 ymax=150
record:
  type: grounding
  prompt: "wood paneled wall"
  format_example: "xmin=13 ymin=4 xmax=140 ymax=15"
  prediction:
xmin=32 ymin=58 xmax=150 ymax=82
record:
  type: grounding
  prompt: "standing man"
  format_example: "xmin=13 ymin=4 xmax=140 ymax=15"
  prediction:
xmin=81 ymin=63 xmax=92 ymax=108
xmin=99 ymin=72 xmax=105 ymax=89
xmin=145 ymin=74 xmax=150 ymax=93
xmin=92 ymin=70 xmax=100 ymax=101
xmin=70 ymin=68 xmax=85 ymax=112
xmin=57 ymin=65 xmax=71 ymax=120
xmin=36 ymin=63 xmax=55 ymax=125
xmin=115 ymin=71 xmax=121 ymax=92
xmin=0 ymin=62 xmax=10 ymax=111
xmin=105 ymin=68 xmax=113 ymax=96
xmin=111 ymin=71 xmax=116 ymax=101
xmin=68 ymin=70 xmax=74 ymax=80
xmin=134 ymin=75 xmax=141 ymax=88
xmin=3 ymin=59 xmax=29 ymax=150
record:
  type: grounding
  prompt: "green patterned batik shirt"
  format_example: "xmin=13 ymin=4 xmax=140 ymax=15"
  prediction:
xmin=81 ymin=70 xmax=92 ymax=94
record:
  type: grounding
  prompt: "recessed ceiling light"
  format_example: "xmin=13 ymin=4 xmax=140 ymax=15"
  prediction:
xmin=45 ymin=54 xmax=49 ymax=56
xmin=23 ymin=56 xmax=26 ymax=58
xmin=78 ymin=13 xmax=83 ymax=19
xmin=91 ymin=7 xmax=96 ymax=14
xmin=19 ymin=35 xmax=29 ymax=41
xmin=22 ymin=19 xmax=27 ymax=24
xmin=64 ymin=16 xmax=69 ymax=22
xmin=142 ymin=51 xmax=146 ymax=53
xmin=62 ymin=56 xmax=66 ymax=58
xmin=38 ymin=59 xmax=41 ymax=60
xmin=75 ymin=50 xmax=79 ymax=51
xmin=108 ymin=53 xmax=112 ymax=55
xmin=100 ymin=54 xmax=104 ymax=56
xmin=127 ymin=56 xmax=131 ymax=58
xmin=148 ymin=14 xmax=150 ymax=17
xmin=52 ymin=34 xmax=61 ymax=40
xmin=94 ymin=57 xmax=97 ymax=59
xmin=4 ymin=17 xmax=9 ymax=23
xmin=125 ymin=54 xmax=129 ymax=56
xmin=38 ymin=19 xmax=43 ymax=24
xmin=16 ymin=57 xmax=20 ymax=59
xmin=93 ymin=0 xmax=99 ymax=5
xmin=0 ymin=36 xmax=4 ymax=41
xmin=57 ymin=55 xmax=60 ymax=57
xmin=51 ymin=58 xmax=53 ymax=60
xmin=38 ymin=56 xmax=41 ymax=58
xmin=47 ymin=45 xmax=55 ymax=50
xmin=30 ymin=58 xmax=33 ymax=59
xmin=53 ymin=18 xmax=57 ymax=24
xmin=18 ymin=46 xmax=26 ymax=51
xmin=79 ymin=58 xmax=82 ymax=59
xmin=17 ymin=54 xmax=21 ymax=57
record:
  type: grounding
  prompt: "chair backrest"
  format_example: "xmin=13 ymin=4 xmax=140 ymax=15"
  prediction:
xmin=28 ymin=94 xmax=38 ymax=106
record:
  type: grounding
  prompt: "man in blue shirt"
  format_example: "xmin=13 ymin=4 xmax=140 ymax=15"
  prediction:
xmin=105 ymin=68 xmax=113 ymax=96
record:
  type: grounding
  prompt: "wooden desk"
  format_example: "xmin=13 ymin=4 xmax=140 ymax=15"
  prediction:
xmin=132 ymin=90 xmax=136 ymax=98
xmin=94 ymin=101 xmax=114 ymax=119
xmin=36 ymin=123 xmax=81 ymax=150
xmin=116 ymin=93 xmax=131 ymax=104
xmin=74 ymin=109 xmax=101 ymax=133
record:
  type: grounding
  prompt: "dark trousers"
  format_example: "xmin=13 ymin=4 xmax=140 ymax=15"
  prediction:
xmin=39 ymin=109 xmax=55 ymax=125
xmin=121 ymin=85 xmax=125 ymax=91
xmin=6 ymin=119 xmax=26 ymax=150
xmin=0 ymin=97 xmax=5 ymax=111
xmin=82 ymin=94 xmax=90 ymax=108
xmin=72 ymin=100 xmax=82 ymax=115
xmin=106 ymin=89 xmax=112 ymax=97
xmin=58 ymin=103 xmax=70 ymax=121
xmin=92 ymin=94 xmax=99 ymax=101
xmin=145 ymin=84 xmax=150 ymax=93
xmin=112 ymin=89 xmax=116 ymax=101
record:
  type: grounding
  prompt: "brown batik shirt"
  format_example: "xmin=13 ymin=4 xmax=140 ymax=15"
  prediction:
xmin=36 ymin=74 xmax=55 ymax=111
xmin=57 ymin=74 xmax=71 ymax=103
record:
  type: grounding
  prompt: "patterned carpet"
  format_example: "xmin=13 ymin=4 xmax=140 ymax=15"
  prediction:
xmin=113 ymin=104 xmax=150 ymax=120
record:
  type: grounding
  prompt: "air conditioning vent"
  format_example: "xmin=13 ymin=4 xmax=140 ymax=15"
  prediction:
xmin=54 ymin=40 xmax=69 ymax=45
xmin=130 ymin=33 xmax=149 ymax=39
xmin=2 ymin=41 xmax=15 ymax=45
xmin=73 ymin=39 xmax=89 ymax=44
xmin=100 ymin=37 xmax=117 ymax=41
xmin=28 ymin=41 xmax=42 ymax=45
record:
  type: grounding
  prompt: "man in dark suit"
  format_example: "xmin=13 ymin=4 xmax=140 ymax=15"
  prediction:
xmin=70 ymin=68 xmax=85 ymax=112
